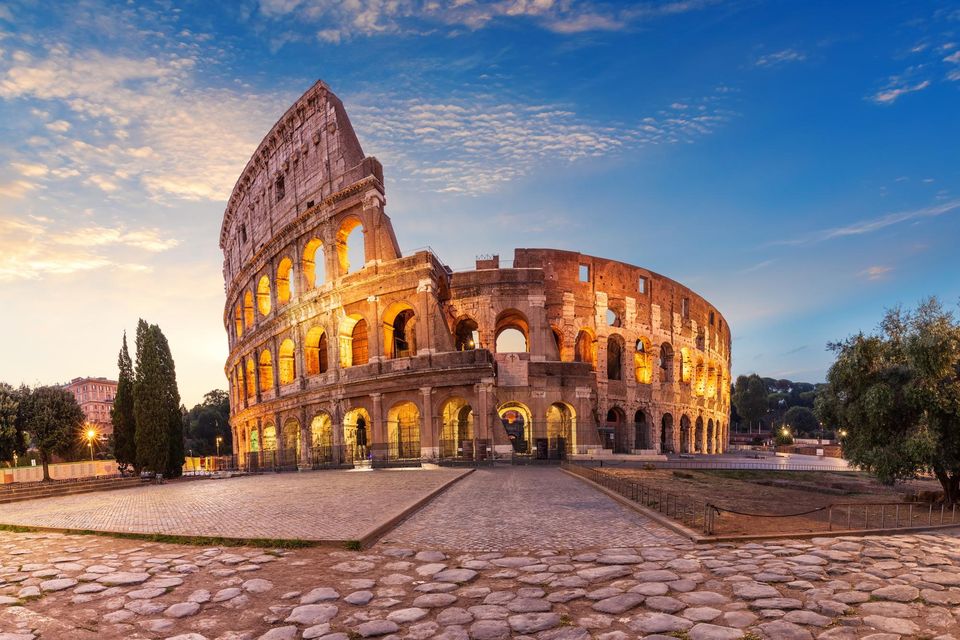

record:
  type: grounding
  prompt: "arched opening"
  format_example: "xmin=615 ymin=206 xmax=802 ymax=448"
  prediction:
xmin=607 ymin=335 xmax=624 ymax=381
xmin=659 ymin=343 xmax=674 ymax=383
xmin=256 ymin=275 xmax=271 ymax=317
xmin=383 ymin=302 xmax=417 ymax=359
xmin=235 ymin=367 xmax=245 ymax=404
xmin=387 ymin=401 xmax=421 ymax=460
xmin=550 ymin=326 xmax=563 ymax=361
xmin=234 ymin=304 xmax=243 ymax=339
xmin=439 ymin=397 xmax=474 ymax=458
xmin=305 ymin=326 xmax=329 ymax=375
xmin=338 ymin=314 xmax=368 ymax=367
xmin=575 ymin=329 xmax=597 ymax=370
xmin=258 ymin=349 xmax=274 ymax=392
xmin=310 ymin=413 xmax=333 ymax=450
xmin=634 ymin=336 xmax=653 ymax=384
xmin=695 ymin=358 xmax=706 ymax=396
xmin=498 ymin=402 xmax=532 ymax=453
xmin=336 ymin=217 xmax=365 ymax=275
xmin=276 ymin=257 xmax=294 ymax=305
xmin=707 ymin=418 xmax=715 ymax=454
xmin=680 ymin=415 xmax=692 ymax=453
xmin=606 ymin=407 xmax=628 ymax=453
xmin=494 ymin=309 xmax=529 ymax=353
xmin=245 ymin=357 xmax=255 ymax=399
xmin=249 ymin=426 xmax=260 ymax=453
xmin=695 ymin=416 xmax=704 ymax=453
xmin=606 ymin=308 xmax=621 ymax=327
xmin=634 ymin=410 xmax=648 ymax=450
xmin=302 ymin=237 xmax=325 ymax=288
xmin=706 ymin=364 xmax=718 ymax=398
xmin=454 ymin=317 xmax=480 ymax=351
xmin=546 ymin=402 xmax=576 ymax=456
xmin=243 ymin=291 xmax=255 ymax=329
xmin=278 ymin=338 xmax=296 ymax=385
xmin=680 ymin=348 xmax=693 ymax=384
xmin=661 ymin=414 xmax=674 ymax=453
xmin=343 ymin=408 xmax=371 ymax=463
xmin=282 ymin=417 xmax=300 ymax=466
xmin=262 ymin=422 xmax=277 ymax=451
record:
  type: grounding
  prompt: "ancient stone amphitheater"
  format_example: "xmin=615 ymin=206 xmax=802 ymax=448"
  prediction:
xmin=222 ymin=81 xmax=730 ymax=468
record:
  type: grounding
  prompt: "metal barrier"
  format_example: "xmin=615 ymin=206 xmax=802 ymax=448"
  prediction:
xmin=564 ymin=463 xmax=717 ymax=534
xmin=826 ymin=501 xmax=960 ymax=531
xmin=576 ymin=458 xmax=851 ymax=472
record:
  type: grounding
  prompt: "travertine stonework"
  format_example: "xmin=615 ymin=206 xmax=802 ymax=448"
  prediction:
xmin=220 ymin=81 xmax=730 ymax=466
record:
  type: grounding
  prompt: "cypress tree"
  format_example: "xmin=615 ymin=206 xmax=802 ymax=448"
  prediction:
xmin=111 ymin=332 xmax=137 ymax=473
xmin=134 ymin=319 xmax=169 ymax=475
xmin=153 ymin=324 xmax=184 ymax=478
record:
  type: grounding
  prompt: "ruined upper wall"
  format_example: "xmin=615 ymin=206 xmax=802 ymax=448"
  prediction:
xmin=219 ymin=81 xmax=380 ymax=259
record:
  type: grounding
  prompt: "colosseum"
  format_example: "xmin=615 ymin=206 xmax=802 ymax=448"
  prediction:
xmin=221 ymin=81 xmax=731 ymax=469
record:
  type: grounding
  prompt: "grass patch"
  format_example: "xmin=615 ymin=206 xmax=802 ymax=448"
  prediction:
xmin=344 ymin=540 xmax=363 ymax=551
xmin=0 ymin=524 xmax=315 ymax=549
xmin=0 ymin=524 xmax=34 ymax=534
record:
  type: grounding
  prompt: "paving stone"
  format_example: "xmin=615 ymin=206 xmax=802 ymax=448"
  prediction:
xmin=257 ymin=626 xmax=298 ymax=640
xmin=345 ymin=590 xmax=374 ymax=605
xmin=871 ymin=584 xmax=919 ymax=601
xmin=862 ymin=614 xmax=921 ymax=635
xmin=688 ymin=623 xmax=744 ymax=640
xmin=756 ymin=620 xmax=814 ymax=640
xmin=39 ymin=578 xmax=77 ymax=592
xmin=468 ymin=619 xmax=510 ymax=640
xmin=507 ymin=612 xmax=561 ymax=633
xmin=165 ymin=602 xmax=201 ymax=618
xmin=301 ymin=587 xmax=340 ymax=603
xmin=413 ymin=592 xmax=457 ymax=608
xmin=627 ymin=612 xmax=693 ymax=634
xmin=285 ymin=604 xmax=339 ymax=625
xmin=591 ymin=592 xmax=644 ymax=614
xmin=386 ymin=607 xmax=429 ymax=623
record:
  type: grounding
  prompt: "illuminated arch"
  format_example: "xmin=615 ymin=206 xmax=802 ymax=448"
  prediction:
xmin=546 ymin=402 xmax=576 ymax=454
xmin=282 ymin=417 xmax=300 ymax=461
xmin=278 ymin=338 xmax=296 ymax=385
xmin=498 ymin=402 xmax=532 ymax=453
xmin=243 ymin=291 xmax=255 ymax=329
xmin=344 ymin=407 xmax=371 ymax=462
xmin=234 ymin=303 xmax=243 ymax=338
xmin=245 ymin=357 xmax=255 ymax=399
xmin=387 ymin=401 xmax=421 ymax=459
xmin=706 ymin=363 xmax=718 ymax=398
xmin=550 ymin=325 xmax=563 ymax=361
xmin=494 ymin=309 xmax=529 ymax=353
xmin=634 ymin=336 xmax=653 ymax=384
xmin=304 ymin=326 xmax=329 ymax=375
xmin=258 ymin=349 xmax=274 ymax=392
xmin=439 ymin=397 xmax=474 ymax=457
xmin=383 ymin=301 xmax=417 ymax=359
xmin=659 ymin=343 xmax=674 ymax=383
xmin=310 ymin=412 xmax=333 ymax=449
xmin=338 ymin=314 xmax=368 ymax=367
xmin=575 ymin=328 xmax=597 ymax=370
xmin=262 ymin=422 xmax=277 ymax=451
xmin=680 ymin=348 xmax=693 ymax=384
xmin=302 ymin=237 xmax=325 ymax=288
xmin=336 ymin=216 xmax=365 ymax=275
xmin=256 ymin=275 xmax=271 ymax=317
xmin=694 ymin=357 xmax=706 ymax=396
xmin=276 ymin=257 xmax=294 ymax=305
xmin=454 ymin=316 xmax=479 ymax=351
xmin=607 ymin=334 xmax=624 ymax=381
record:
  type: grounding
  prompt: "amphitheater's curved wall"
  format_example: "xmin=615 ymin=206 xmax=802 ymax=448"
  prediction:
xmin=221 ymin=81 xmax=731 ymax=467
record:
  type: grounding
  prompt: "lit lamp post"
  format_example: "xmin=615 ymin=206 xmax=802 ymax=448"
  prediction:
xmin=216 ymin=436 xmax=223 ymax=457
xmin=85 ymin=427 xmax=97 ymax=461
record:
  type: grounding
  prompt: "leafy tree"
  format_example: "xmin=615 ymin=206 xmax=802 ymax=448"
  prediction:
xmin=134 ymin=320 xmax=169 ymax=475
xmin=0 ymin=383 xmax=26 ymax=464
xmin=818 ymin=298 xmax=960 ymax=501
xmin=152 ymin=325 xmax=184 ymax=478
xmin=111 ymin=332 xmax=137 ymax=473
xmin=17 ymin=385 xmax=84 ymax=481
xmin=183 ymin=389 xmax=231 ymax=456
xmin=733 ymin=374 xmax=767 ymax=432
xmin=783 ymin=406 xmax=820 ymax=437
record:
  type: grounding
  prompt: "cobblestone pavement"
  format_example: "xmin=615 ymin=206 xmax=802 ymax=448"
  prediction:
xmin=379 ymin=467 xmax=685 ymax=551
xmin=3 ymin=528 xmax=960 ymax=640
xmin=0 ymin=469 xmax=466 ymax=541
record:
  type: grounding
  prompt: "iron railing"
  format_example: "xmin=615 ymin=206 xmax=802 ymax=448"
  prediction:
xmin=826 ymin=501 xmax=960 ymax=531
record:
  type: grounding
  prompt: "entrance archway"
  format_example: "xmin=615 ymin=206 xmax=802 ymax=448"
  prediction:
xmin=387 ymin=401 xmax=421 ymax=460
xmin=282 ymin=418 xmax=300 ymax=467
xmin=546 ymin=402 xmax=576 ymax=456
xmin=680 ymin=415 xmax=692 ymax=453
xmin=707 ymin=419 xmax=715 ymax=454
xmin=343 ymin=408 xmax=371 ymax=463
xmin=634 ymin=410 xmax=648 ymax=450
xmin=606 ymin=407 xmax=627 ymax=453
xmin=695 ymin=416 xmax=704 ymax=453
xmin=498 ymin=402 xmax=532 ymax=453
xmin=439 ymin=397 xmax=474 ymax=458
xmin=660 ymin=414 xmax=674 ymax=453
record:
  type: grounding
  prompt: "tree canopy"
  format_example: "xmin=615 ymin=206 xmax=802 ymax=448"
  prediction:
xmin=0 ymin=383 xmax=26 ymax=464
xmin=817 ymin=298 xmax=960 ymax=501
xmin=17 ymin=385 xmax=84 ymax=481
xmin=111 ymin=332 xmax=137 ymax=472
xmin=183 ymin=389 xmax=231 ymax=456
xmin=134 ymin=320 xmax=183 ymax=477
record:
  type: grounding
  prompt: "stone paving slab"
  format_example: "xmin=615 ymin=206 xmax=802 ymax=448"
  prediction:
xmin=378 ymin=467 xmax=687 ymax=551
xmin=0 ymin=468 xmax=468 ymax=542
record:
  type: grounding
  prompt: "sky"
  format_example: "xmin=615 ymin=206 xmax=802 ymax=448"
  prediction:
xmin=0 ymin=0 xmax=958 ymax=407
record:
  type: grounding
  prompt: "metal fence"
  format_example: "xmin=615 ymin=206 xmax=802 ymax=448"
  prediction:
xmin=576 ymin=458 xmax=851 ymax=472
xmin=369 ymin=445 xmax=422 ymax=469
xmin=826 ymin=501 xmax=960 ymax=531
xmin=437 ymin=439 xmax=495 ymax=466
xmin=563 ymin=463 xmax=717 ymax=534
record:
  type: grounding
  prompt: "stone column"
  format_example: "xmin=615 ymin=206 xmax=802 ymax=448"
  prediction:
xmin=477 ymin=380 xmax=493 ymax=456
xmin=295 ymin=322 xmax=307 ymax=390
xmin=299 ymin=406 xmax=310 ymax=469
xmin=420 ymin=386 xmax=436 ymax=460
xmin=253 ymin=354 xmax=262 ymax=404
xmin=273 ymin=336 xmax=281 ymax=395
xmin=371 ymin=393 xmax=385 ymax=460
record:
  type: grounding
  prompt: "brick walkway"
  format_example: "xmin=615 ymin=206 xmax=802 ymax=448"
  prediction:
xmin=378 ymin=466 xmax=686 ymax=551
xmin=0 ymin=468 xmax=467 ymax=542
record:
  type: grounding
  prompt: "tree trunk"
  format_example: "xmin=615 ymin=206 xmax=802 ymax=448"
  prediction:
xmin=934 ymin=469 xmax=960 ymax=505
xmin=40 ymin=450 xmax=50 ymax=482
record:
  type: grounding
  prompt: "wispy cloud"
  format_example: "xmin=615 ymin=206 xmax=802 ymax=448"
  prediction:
xmin=870 ymin=79 xmax=930 ymax=104
xmin=754 ymin=48 xmax=805 ymax=67
xmin=769 ymin=199 xmax=960 ymax=246
xmin=858 ymin=265 xmax=892 ymax=280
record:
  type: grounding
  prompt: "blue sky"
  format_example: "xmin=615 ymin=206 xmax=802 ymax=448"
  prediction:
xmin=1 ymin=0 xmax=958 ymax=405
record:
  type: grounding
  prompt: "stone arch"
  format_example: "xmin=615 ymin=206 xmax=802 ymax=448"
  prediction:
xmin=546 ymin=402 xmax=576 ymax=455
xmin=336 ymin=216 xmax=365 ymax=275
xmin=276 ymin=257 xmax=294 ymax=305
xmin=243 ymin=290 xmax=255 ymax=329
xmin=661 ymin=413 xmax=674 ymax=453
xmin=439 ymin=397 xmax=474 ymax=458
xmin=706 ymin=363 xmax=718 ymax=398
xmin=454 ymin=316 xmax=480 ymax=351
xmin=234 ymin=303 xmax=243 ymax=339
xmin=310 ymin=412 xmax=334 ymax=449
xmin=498 ymin=402 xmax=532 ymax=453
xmin=695 ymin=357 xmax=706 ymax=396
xmin=634 ymin=410 xmax=649 ymax=450
xmin=245 ymin=357 xmax=255 ymax=399
xmin=258 ymin=349 xmax=274 ymax=392
xmin=282 ymin=417 xmax=300 ymax=465
xmin=494 ymin=309 xmax=529 ymax=353
xmin=305 ymin=326 xmax=329 ymax=375
xmin=262 ymin=421 xmax=277 ymax=451
xmin=707 ymin=418 xmax=715 ymax=454
xmin=659 ymin=342 xmax=674 ymax=383
xmin=680 ymin=348 xmax=693 ymax=384
xmin=607 ymin=334 xmax=624 ymax=381
xmin=634 ymin=336 xmax=653 ymax=384
xmin=680 ymin=414 xmax=692 ymax=453
xmin=695 ymin=416 xmax=705 ymax=453
xmin=550 ymin=325 xmax=563 ymax=361
xmin=256 ymin=275 xmax=271 ymax=317
xmin=387 ymin=400 xmax=421 ymax=460
xmin=278 ymin=338 xmax=296 ymax=385
xmin=606 ymin=406 xmax=628 ymax=453
xmin=338 ymin=314 xmax=369 ymax=367
xmin=302 ymin=237 xmax=325 ymax=288
xmin=344 ymin=407 xmax=371 ymax=462
xmin=383 ymin=301 xmax=417 ymax=359
xmin=575 ymin=328 xmax=597 ymax=370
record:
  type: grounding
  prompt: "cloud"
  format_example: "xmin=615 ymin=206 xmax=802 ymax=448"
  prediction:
xmin=754 ymin=48 xmax=805 ymax=67
xmin=350 ymin=89 xmax=733 ymax=195
xmin=859 ymin=265 xmax=892 ymax=280
xmin=870 ymin=79 xmax=930 ymax=104
xmin=770 ymin=199 xmax=960 ymax=246
xmin=0 ymin=215 xmax=177 ymax=282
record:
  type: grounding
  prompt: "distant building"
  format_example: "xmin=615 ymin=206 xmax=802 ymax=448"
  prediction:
xmin=63 ymin=377 xmax=118 ymax=438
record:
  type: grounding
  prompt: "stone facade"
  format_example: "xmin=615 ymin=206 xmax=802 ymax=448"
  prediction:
xmin=220 ymin=80 xmax=730 ymax=466
xmin=63 ymin=376 xmax=117 ymax=438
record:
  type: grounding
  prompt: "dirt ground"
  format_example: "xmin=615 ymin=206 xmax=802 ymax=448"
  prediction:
xmin=606 ymin=468 xmax=956 ymax=535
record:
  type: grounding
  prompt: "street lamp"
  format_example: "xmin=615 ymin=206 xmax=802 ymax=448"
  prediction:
xmin=85 ymin=427 xmax=97 ymax=461
xmin=215 ymin=436 xmax=223 ymax=457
